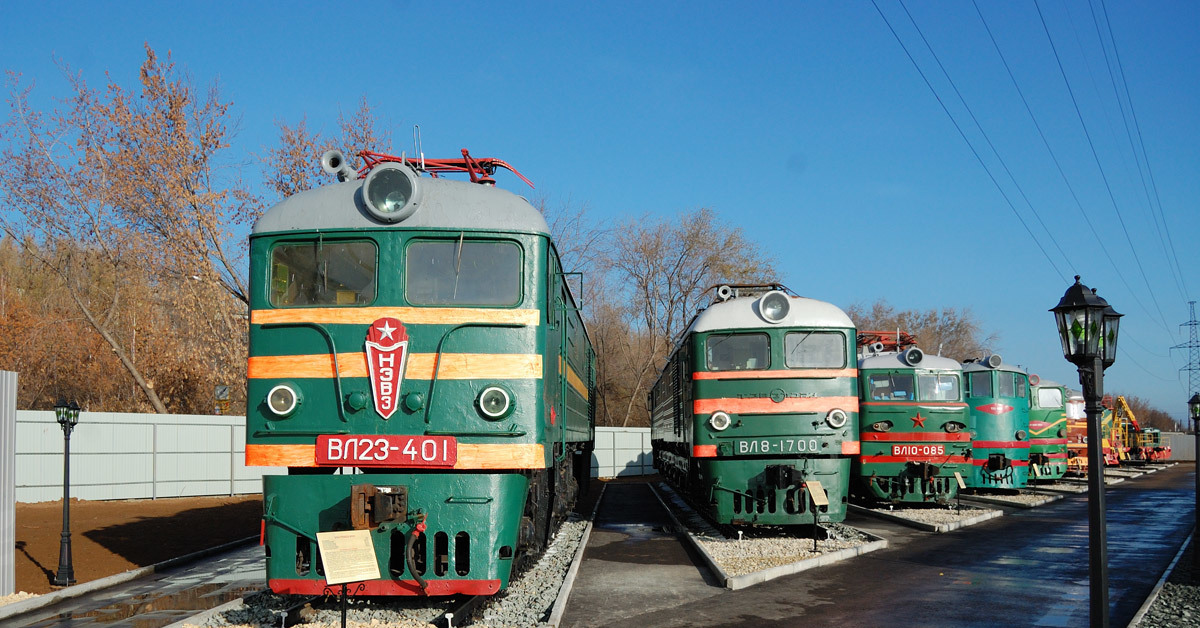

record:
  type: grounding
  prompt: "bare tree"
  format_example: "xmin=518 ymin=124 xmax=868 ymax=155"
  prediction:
xmin=0 ymin=47 xmax=251 ymax=412
xmin=846 ymin=299 xmax=997 ymax=362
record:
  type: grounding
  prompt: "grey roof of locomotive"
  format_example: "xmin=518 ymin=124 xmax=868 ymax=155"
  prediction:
xmin=686 ymin=294 xmax=854 ymax=335
xmin=859 ymin=351 xmax=962 ymax=371
xmin=961 ymin=359 xmax=1028 ymax=374
xmin=252 ymin=176 xmax=550 ymax=236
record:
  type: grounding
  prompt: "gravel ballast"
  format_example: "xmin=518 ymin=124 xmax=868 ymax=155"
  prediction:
xmin=187 ymin=518 xmax=591 ymax=628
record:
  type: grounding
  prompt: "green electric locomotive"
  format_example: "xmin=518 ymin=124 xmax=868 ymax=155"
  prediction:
xmin=962 ymin=356 xmax=1031 ymax=490
xmin=650 ymin=285 xmax=858 ymax=526
xmin=856 ymin=332 xmax=971 ymax=504
xmin=245 ymin=149 xmax=595 ymax=596
xmin=1027 ymin=375 xmax=1069 ymax=481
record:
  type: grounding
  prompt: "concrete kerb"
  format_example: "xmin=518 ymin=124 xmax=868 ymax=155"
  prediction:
xmin=1129 ymin=530 xmax=1194 ymax=627
xmin=648 ymin=483 xmax=887 ymax=591
xmin=957 ymin=492 xmax=1064 ymax=509
xmin=546 ymin=483 xmax=605 ymax=627
xmin=847 ymin=503 xmax=1002 ymax=533
xmin=163 ymin=595 xmax=252 ymax=628
xmin=0 ymin=535 xmax=259 ymax=623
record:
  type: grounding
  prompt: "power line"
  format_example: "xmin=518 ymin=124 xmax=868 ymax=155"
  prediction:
xmin=869 ymin=0 xmax=1067 ymax=280
xmin=1097 ymin=0 xmax=1191 ymax=302
xmin=895 ymin=0 xmax=1074 ymax=274
xmin=1034 ymin=0 xmax=1177 ymax=338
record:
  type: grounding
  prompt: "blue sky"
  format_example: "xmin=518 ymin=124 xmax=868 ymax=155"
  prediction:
xmin=3 ymin=1 xmax=1197 ymax=423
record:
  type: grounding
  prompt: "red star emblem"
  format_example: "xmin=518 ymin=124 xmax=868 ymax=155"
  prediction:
xmin=911 ymin=413 xmax=927 ymax=428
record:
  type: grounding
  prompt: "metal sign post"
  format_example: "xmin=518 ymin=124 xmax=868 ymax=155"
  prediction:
xmin=1 ymin=371 xmax=16 ymax=596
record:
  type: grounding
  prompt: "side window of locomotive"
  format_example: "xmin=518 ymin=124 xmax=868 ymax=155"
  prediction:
xmin=784 ymin=331 xmax=845 ymax=368
xmin=1037 ymin=387 xmax=1064 ymax=409
xmin=918 ymin=374 xmax=960 ymax=401
xmin=269 ymin=240 xmax=377 ymax=307
xmin=706 ymin=333 xmax=770 ymax=371
xmin=968 ymin=372 xmax=992 ymax=398
xmin=868 ymin=373 xmax=915 ymax=401
xmin=405 ymin=240 xmax=522 ymax=306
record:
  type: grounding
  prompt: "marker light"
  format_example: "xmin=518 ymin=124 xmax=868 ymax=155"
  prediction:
xmin=759 ymin=291 xmax=790 ymax=324
xmin=267 ymin=384 xmax=300 ymax=417
xmin=478 ymin=386 xmax=512 ymax=419
xmin=363 ymin=163 xmax=422 ymax=223
xmin=826 ymin=408 xmax=848 ymax=429
xmin=709 ymin=411 xmax=732 ymax=431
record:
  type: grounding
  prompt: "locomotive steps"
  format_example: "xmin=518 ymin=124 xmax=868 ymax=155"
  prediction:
xmin=649 ymin=483 xmax=887 ymax=590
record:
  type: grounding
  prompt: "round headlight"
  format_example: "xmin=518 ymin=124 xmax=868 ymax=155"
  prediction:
xmin=759 ymin=291 xmax=790 ymax=324
xmin=1015 ymin=429 xmax=1028 ymax=441
xmin=478 ymin=386 xmax=512 ymax=419
xmin=944 ymin=422 xmax=964 ymax=433
xmin=826 ymin=408 xmax=848 ymax=429
xmin=872 ymin=421 xmax=892 ymax=432
xmin=1058 ymin=427 xmax=1067 ymax=438
xmin=363 ymin=164 xmax=421 ymax=223
xmin=267 ymin=384 xmax=300 ymax=417
xmin=709 ymin=411 xmax=732 ymax=431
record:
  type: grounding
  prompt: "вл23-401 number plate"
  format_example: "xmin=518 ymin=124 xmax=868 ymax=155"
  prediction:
xmin=316 ymin=435 xmax=457 ymax=467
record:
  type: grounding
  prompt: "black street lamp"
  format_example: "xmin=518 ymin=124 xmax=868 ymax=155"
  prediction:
xmin=53 ymin=399 xmax=81 ymax=587
xmin=1052 ymin=276 xmax=1121 ymax=628
xmin=1190 ymin=392 xmax=1200 ymax=571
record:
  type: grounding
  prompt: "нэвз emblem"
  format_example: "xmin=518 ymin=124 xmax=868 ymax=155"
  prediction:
xmin=365 ymin=318 xmax=409 ymax=419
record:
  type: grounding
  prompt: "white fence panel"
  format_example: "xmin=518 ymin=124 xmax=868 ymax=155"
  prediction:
xmin=591 ymin=427 xmax=653 ymax=478
xmin=14 ymin=411 xmax=283 ymax=503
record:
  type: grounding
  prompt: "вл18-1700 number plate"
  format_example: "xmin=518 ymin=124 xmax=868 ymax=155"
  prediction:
xmin=316 ymin=435 xmax=457 ymax=467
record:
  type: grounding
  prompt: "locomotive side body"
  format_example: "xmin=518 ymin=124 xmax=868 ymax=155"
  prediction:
xmin=1028 ymin=379 xmax=1069 ymax=481
xmin=245 ymin=163 xmax=594 ymax=596
xmin=651 ymin=290 xmax=859 ymax=525
xmin=962 ymin=357 xmax=1031 ymax=490
xmin=856 ymin=351 xmax=970 ymax=504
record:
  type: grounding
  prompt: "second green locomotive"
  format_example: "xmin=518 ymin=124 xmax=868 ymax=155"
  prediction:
xmin=650 ymin=285 xmax=858 ymax=526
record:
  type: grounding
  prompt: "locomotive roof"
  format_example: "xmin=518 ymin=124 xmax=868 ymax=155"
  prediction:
xmin=686 ymin=294 xmax=854 ymax=334
xmin=961 ymin=359 xmax=1027 ymax=374
xmin=858 ymin=350 xmax=961 ymax=371
xmin=252 ymin=176 xmax=550 ymax=235
xmin=1033 ymin=378 xmax=1064 ymax=388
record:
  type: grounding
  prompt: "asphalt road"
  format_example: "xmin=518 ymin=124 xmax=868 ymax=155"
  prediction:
xmin=562 ymin=466 xmax=1195 ymax=627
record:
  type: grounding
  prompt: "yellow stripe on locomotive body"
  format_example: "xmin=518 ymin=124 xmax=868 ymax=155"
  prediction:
xmin=246 ymin=151 xmax=596 ymax=597
xmin=650 ymin=286 xmax=858 ymax=526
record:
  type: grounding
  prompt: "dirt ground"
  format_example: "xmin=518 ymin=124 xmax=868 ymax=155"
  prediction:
xmin=13 ymin=494 xmax=262 ymax=594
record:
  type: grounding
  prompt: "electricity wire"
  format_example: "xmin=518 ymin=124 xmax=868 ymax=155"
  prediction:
xmin=1097 ymin=0 xmax=1191 ymax=302
xmin=1034 ymin=0 xmax=1176 ymax=338
xmin=895 ymin=0 xmax=1074 ymax=275
xmin=869 ymin=0 xmax=1067 ymax=281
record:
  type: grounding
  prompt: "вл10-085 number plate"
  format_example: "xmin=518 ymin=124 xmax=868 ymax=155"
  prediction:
xmin=316 ymin=435 xmax=457 ymax=467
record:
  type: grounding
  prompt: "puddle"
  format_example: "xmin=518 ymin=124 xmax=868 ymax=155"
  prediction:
xmin=28 ymin=583 xmax=258 ymax=628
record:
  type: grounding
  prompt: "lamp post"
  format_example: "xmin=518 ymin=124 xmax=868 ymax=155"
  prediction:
xmin=1052 ymin=276 xmax=1121 ymax=628
xmin=1190 ymin=393 xmax=1200 ymax=570
xmin=53 ymin=399 xmax=80 ymax=587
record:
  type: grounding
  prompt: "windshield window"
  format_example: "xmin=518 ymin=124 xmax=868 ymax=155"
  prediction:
xmin=1015 ymin=374 xmax=1028 ymax=398
xmin=968 ymin=372 xmax=992 ymax=398
xmin=867 ymin=373 xmax=915 ymax=401
xmin=1037 ymin=387 xmax=1063 ymax=409
xmin=706 ymin=333 xmax=770 ymax=371
xmin=784 ymin=331 xmax=845 ymax=368
xmin=405 ymin=240 xmax=521 ymax=306
xmin=919 ymin=374 xmax=960 ymax=401
xmin=270 ymin=240 xmax=376 ymax=307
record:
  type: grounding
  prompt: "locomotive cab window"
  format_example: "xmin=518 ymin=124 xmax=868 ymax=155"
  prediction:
xmin=1036 ymin=387 xmax=1063 ymax=409
xmin=918 ymin=374 xmax=960 ymax=401
xmin=868 ymin=373 xmax=914 ymax=401
xmin=968 ymin=372 xmax=992 ymax=398
xmin=405 ymin=239 xmax=522 ymax=306
xmin=784 ymin=331 xmax=845 ymax=368
xmin=706 ymin=333 xmax=769 ymax=371
xmin=269 ymin=240 xmax=377 ymax=307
